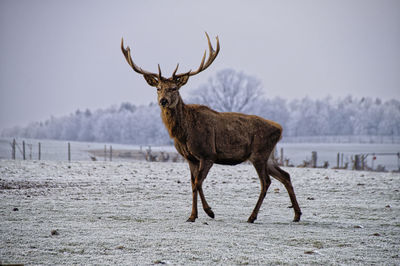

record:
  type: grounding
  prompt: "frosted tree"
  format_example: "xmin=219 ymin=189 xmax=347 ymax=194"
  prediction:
xmin=188 ymin=69 xmax=264 ymax=113
xmin=377 ymin=99 xmax=400 ymax=137
xmin=330 ymin=96 xmax=355 ymax=135
xmin=77 ymin=109 xmax=95 ymax=142
xmin=2 ymin=88 xmax=399 ymax=143
xmin=253 ymin=97 xmax=290 ymax=135
xmin=286 ymin=97 xmax=319 ymax=136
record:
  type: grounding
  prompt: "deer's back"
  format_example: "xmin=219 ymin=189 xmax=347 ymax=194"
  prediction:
xmin=178 ymin=104 xmax=282 ymax=165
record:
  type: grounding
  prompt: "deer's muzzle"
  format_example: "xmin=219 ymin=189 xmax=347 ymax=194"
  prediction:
xmin=159 ymin=98 xmax=168 ymax=107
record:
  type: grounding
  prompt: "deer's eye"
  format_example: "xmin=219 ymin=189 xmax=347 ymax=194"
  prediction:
xmin=157 ymin=88 xmax=161 ymax=92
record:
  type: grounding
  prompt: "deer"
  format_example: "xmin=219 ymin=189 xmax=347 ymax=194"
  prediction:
xmin=121 ymin=33 xmax=302 ymax=223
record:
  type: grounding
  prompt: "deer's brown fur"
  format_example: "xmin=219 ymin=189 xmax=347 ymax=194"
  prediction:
xmin=121 ymin=33 xmax=302 ymax=223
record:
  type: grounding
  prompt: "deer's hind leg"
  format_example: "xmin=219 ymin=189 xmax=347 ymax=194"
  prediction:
xmin=267 ymin=161 xmax=302 ymax=222
xmin=188 ymin=160 xmax=214 ymax=222
xmin=248 ymin=160 xmax=271 ymax=223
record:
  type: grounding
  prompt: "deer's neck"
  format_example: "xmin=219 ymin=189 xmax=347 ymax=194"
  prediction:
xmin=161 ymin=97 xmax=187 ymax=142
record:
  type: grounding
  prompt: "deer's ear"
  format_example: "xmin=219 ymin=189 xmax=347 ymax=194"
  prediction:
xmin=143 ymin=74 xmax=159 ymax=87
xmin=175 ymin=75 xmax=190 ymax=87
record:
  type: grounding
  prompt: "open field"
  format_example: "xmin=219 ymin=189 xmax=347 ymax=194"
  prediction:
xmin=1 ymin=159 xmax=399 ymax=265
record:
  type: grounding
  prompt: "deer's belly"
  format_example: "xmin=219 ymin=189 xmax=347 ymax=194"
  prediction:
xmin=215 ymin=141 xmax=251 ymax=164
xmin=214 ymin=157 xmax=246 ymax=165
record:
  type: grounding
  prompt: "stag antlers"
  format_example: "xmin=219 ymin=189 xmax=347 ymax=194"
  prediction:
xmin=121 ymin=32 xmax=220 ymax=83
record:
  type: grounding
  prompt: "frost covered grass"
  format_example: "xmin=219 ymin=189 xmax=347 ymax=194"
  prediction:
xmin=1 ymin=160 xmax=399 ymax=265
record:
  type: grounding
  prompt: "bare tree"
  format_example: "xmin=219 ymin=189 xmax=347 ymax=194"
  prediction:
xmin=189 ymin=69 xmax=264 ymax=113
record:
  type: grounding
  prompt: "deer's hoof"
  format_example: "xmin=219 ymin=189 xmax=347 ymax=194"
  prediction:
xmin=205 ymin=208 xmax=215 ymax=219
xmin=293 ymin=212 xmax=302 ymax=222
xmin=186 ymin=217 xmax=196 ymax=222
xmin=247 ymin=216 xmax=257 ymax=223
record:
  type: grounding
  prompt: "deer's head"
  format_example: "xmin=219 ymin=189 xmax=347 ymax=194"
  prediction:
xmin=121 ymin=33 xmax=220 ymax=109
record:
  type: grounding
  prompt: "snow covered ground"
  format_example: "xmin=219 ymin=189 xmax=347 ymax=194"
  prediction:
xmin=1 ymin=159 xmax=399 ymax=265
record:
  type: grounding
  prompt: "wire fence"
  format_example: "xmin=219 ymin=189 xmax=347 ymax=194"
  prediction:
xmin=281 ymin=135 xmax=400 ymax=144
xmin=0 ymin=138 xmax=182 ymax=163
xmin=1 ymin=138 xmax=399 ymax=172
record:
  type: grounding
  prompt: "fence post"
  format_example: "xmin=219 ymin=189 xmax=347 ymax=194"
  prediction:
xmin=28 ymin=144 xmax=32 ymax=160
xmin=12 ymin=139 xmax=16 ymax=160
xmin=104 ymin=145 xmax=107 ymax=161
xmin=22 ymin=141 xmax=26 ymax=160
xmin=38 ymin=142 xmax=41 ymax=160
xmin=336 ymin=153 xmax=340 ymax=168
xmin=341 ymin=153 xmax=344 ymax=168
xmin=311 ymin=151 xmax=317 ymax=168
xmin=353 ymin=155 xmax=360 ymax=170
xmin=68 ymin=142 xmax=71 ymax=162
xmin=361 ymin=155 xmax=365 ymax=170
xmin=110 ymin=145 xmax=112 ymax=162
xmin=280 ymin=147 xmax=284 ymax=166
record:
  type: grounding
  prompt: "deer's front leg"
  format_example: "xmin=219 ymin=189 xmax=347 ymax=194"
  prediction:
xmin=187 ymin=159 xmax=214 ymax=222
xmin=187 ymin=175 xmax=198 ymax=222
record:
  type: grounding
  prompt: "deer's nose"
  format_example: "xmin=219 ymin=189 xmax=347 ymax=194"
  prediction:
xmin=159 ymin=98 xmax=168 ymax=107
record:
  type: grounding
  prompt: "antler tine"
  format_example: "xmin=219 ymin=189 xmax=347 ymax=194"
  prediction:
xmin=202 ymin=32 xmax=219 ymax=69
xmin=172 ymin=63 xmax=180 ymax=77
xmin=158 ymin=64 xmax=162 ymax=80
xmin=189 ymin=32 xmax=220 ymax=76
xmin=121 ymin=38 xmax=159 ymax=77
xmin=192 ymin=50 xmax=207 ymax=75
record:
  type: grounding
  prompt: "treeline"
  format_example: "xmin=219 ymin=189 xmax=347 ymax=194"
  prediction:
xmin=254 ymin=96 xmax=400 ymax=137
xmin=2 ymin=96 xmax=399 ymax=145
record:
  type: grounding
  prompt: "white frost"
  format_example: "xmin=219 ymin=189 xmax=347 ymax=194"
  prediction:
xmin=1 ymin=160 xmax=399 ymax=265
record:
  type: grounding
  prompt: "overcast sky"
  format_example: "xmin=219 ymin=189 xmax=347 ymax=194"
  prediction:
xmin=1 ymin=0 xmax=399 ymax=130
